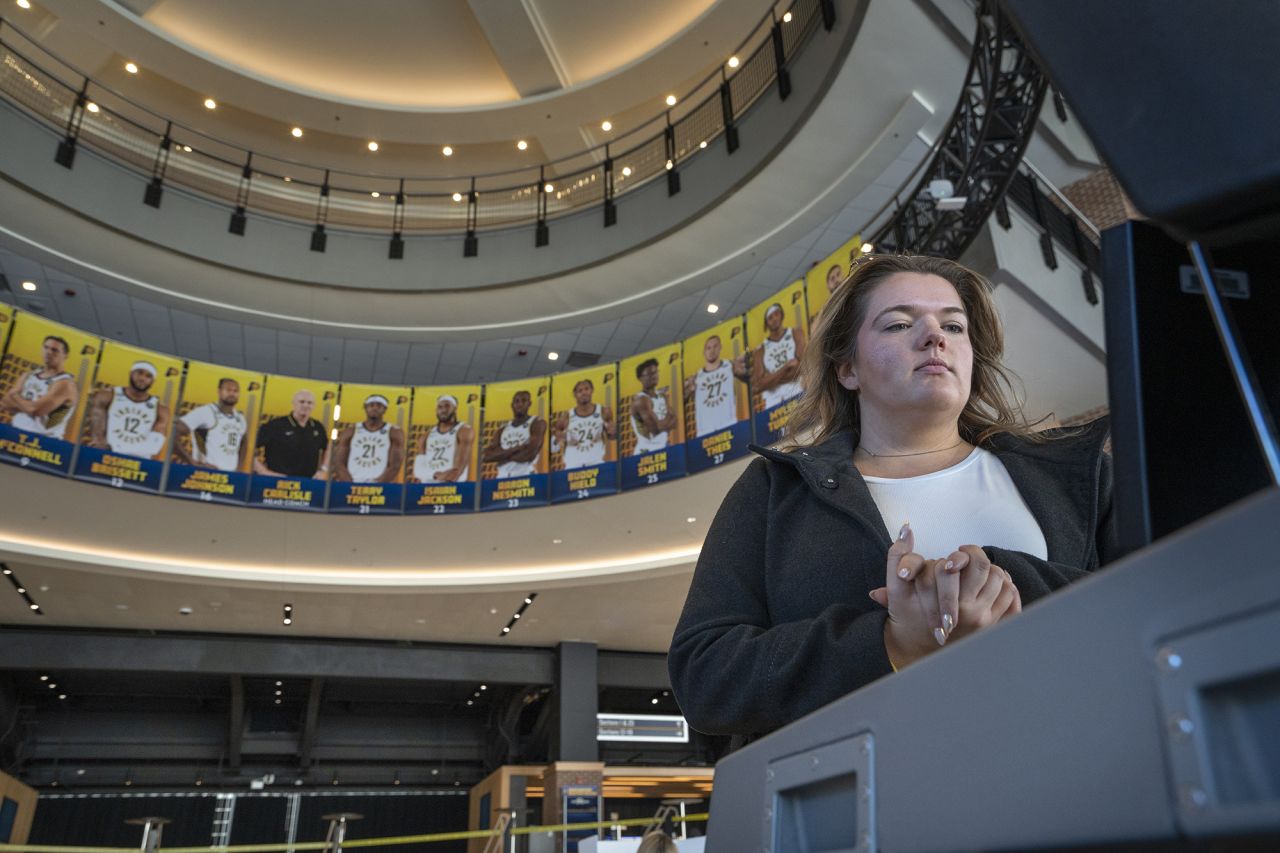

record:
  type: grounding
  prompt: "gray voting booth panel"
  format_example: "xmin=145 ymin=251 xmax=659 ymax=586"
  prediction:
xmin=704 ymin=488 xmax=1280 ymax=852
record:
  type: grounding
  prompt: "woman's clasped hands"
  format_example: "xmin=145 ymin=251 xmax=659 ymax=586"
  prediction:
xmin=869 ymin=522 xmax=1021 ymax=669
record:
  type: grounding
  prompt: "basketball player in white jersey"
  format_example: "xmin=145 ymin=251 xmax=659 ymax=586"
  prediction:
xmin=173 ymin=378 xmax=247 ymax=472
xmin=333 ymin=394 xmax=405 ymax=483
xmin=683 ymin=335 xmax=740 ymax=438
xmin=552 ymin=379 xmax=615 ymax=469
xmin=629 ymin=358 xmax=677 ymax=454
xmin=1 ymin=335 xmax=79 ymax=439
xmin=87 ymin=361 xmax=170 ymax=458
xmin=483 ymin=389 xmax=546 ymax=478
xmin=413 ymin=394 xmax=474 ymax=482
xmin=752 ymin=303 xmax=806 ymax=408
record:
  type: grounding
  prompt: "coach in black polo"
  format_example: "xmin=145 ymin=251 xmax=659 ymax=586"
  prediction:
xmin=253 ymin=388 xmax=330 ymax=478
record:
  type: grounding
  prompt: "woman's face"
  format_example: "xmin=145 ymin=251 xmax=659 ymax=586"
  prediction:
xmin=837 ymin=272 xmax=973 ymax=422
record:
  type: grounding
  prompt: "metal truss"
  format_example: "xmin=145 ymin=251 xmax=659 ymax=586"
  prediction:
xmin=872 ymin=0 xmax=1047 ymax=258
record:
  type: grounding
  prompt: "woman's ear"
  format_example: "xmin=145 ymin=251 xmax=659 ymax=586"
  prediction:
xmin=836 ymin=360 xmax=859 ymax=392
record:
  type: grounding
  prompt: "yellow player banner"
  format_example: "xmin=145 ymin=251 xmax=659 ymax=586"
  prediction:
xmin=73 ymin=340 xmax=182 ymax=492
xmin=746 ymin=279 xmax=809 ymax=444
xmin=247 ymin=373 xmax=338 ymax=511
xmin=618 ymin=343 xmax=685 ymax=489
xmin=406 ymin=383 xmax=480 ymax=514
xmin=0 ymin=310 xmax=99 ymax=474
xmin=327 ymin=381 xmax=410 ymax=513
xmin=479 ymin=376 xmax=550 ymax=510
xmin=806 ymin=233 xmax=865 ymax=327
xmin=549 ymin=363 xmax=619 ymax=502
xmin=164 ymin=360 xmax=264 ymax=504
xmin=681 ymin=317 xmax=750 ymax=472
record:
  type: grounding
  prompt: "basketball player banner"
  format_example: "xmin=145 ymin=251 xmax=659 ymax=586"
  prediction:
xmin=246 ymin=374 xmax=337 ymax=511
xmin=618 ymin=343 xmax=686 ymax=490
xmin=806 ymin=233 xmax=865 ymax=331
xmin=682 ymin=317 xmax=751 ymax=474
xmin=0 ymin=310 xmax=98 ymax=475
xmin=479 ymin=377 xmax=550 ymax=511
xmin=549 ymin=364 xmax=619 ymax=503
xmin=405 ymin=384 xmax=480 ymax=514
xmin=164 ymin=360 xmax=264 ymax=505
xmin=73 ymin=340 xmax=183 ymax=492
xmin=326 ymin=381 xmax=409 ymax=514
xmin=746 ymin=279 xmax=810 ymax=446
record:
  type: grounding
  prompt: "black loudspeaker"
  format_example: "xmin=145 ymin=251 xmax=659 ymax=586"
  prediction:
xmin=1000 ymin=0 xmax=1280 ymax=243
xmin=1104 ymin=221 xmax=1279 ymax=555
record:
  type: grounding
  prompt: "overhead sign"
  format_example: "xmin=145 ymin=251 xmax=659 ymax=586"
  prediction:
xmin=596 ymin=713 xmax=689 ymax=743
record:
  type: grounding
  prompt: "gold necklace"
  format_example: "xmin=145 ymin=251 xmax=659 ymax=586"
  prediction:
xmin=856 ymin=439 xmax=966 ymax=458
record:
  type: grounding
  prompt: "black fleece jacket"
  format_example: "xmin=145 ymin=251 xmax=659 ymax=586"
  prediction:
xmin=668 ymin=418 xmax=1115 ymax=736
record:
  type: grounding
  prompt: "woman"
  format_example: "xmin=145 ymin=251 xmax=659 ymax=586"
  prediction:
xmin=668 ymin=255 xmax=1114 ymax=736
xmin=636 ymin=831 xmax=679 ymax=853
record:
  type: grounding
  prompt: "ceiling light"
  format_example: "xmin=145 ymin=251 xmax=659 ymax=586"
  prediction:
xmin=58 ymin=694 xmax=67 ymax=700
xmin=275 ymin=698 xmax=282 ymax=705
xmin=479 ymin=684 xmax=487 ymax=690
xmin=47 ymin=683 xmax=56 ymax=689
xmin=502 ymin=627 xmax=510 ymax=633
xmin=699 ymin=141 xmax=707 ymax=149
xmin=291 ymin=127 xmax=303 ymax=138
xmin=283 ymin=176 xmax=292 ymax=182
xmin=547 ymin=352 xmax=559 ymax=361
xmin=517 ymin=140 xmax=528 ymax=150
xmin=203 ymin=98 xmax=217 ymax=110
xmin=452 ymin=192 xmax=462 ymax=202
xmin=442 ymin=146 xmax=453 ymax=156
xmin=552 ymin=538 xmax=562 ymax=544
xmin=1 ymin=568 xmax=10 ymax=575
xmin=706 ymin=304 xmax=719 ymax=313
xmin=39 ymin=675 xmax=48 ymax=681
xmin=665 ymin=95 xmax=677 ymax=106
xmin=367 ymin=141 xmax=379 ymax=152
xmin=282 ymin=618 xmax=292 ymax=625
xmin=21 ymin=280 xmax=36 ymax=291
xmin=275 ymin=690 xmax=282 ymax=696
xmin=466 ymin=699 xmax=473 ymax=706
xmin=29 ymin=603 xmax=39 ymax=611
xmin=525 ymin=597 xmax=533 ymax=604
xmin=687 ymin=517 xmax=697 ymax=523
xmin=513 ymin=612 xmax=521 ymax=619
xmin=16 ymin=587 xmax=25 ymax=594
xmin=544 ymin=183 xmax=554 ymax=192
xmin=125 ymin=62 xmax=138 ymax=74
xmin=275 ymin=681 xmax=283 ymax=686
xmin=620 ymin=165 xmax=633 ymax=177
xmin=182 ymin=145 xmax=192 ymax=152
xmin=728 ymin=56 xmax=739 ymax=68
xmin=16 ymin=0 xmax=30 ymax=8
xmin=370 ymin=191 xmax=380 ymax=198
xmin=861 ymin=242 xmax=875 ymax=253
xmin=783 ymin=11 xmax=793 ymax=22
xmin=85 ymin=102 xmax=99 ymax=113
xmin=665 ymin=159 xmax=674 ymax=170
xmin=600 ymin=120 xmax=612 ymax=132
xmin=651 ymin=698 xmax=659 ymax=705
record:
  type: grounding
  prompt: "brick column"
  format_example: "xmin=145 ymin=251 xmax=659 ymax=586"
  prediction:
xmin=540 ymin=761 xmax=605 ymax=828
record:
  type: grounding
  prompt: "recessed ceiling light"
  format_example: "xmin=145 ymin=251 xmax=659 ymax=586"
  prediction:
xmin=783 ymin=11 xmax=793 ymax=22
xmin=728 ymin=56 xmax=739 ymax=68
xmin=16 ymin=0 xmax=31 ymax=9
xmin=552 ymin=538 xmax=562 ymax=543
xmin=479 ymin=684 xmax=487 ymax=690
xmin=524 ymin=597 xmax=533 ymax=604
xmin=547 ymin=352 xmax=559 ymax=361
xmin=651 ymin=697 xmax=659 ymax=704
xmin=275 ymin=681 xmax=283 ymax=686
xmin=39 ymin=675 xmax=48 ymax=681
xmin=203 ymin=98 xmax=217 ymax=110
xmin=28 ymin=603 xmax=39 ymax=611
xmin=489 ymin=608 xmax=498 ymax=615
xmin=544 ymin=183 xmax=554 ymax=193
xmin=861 ymin=242 xmax=874 ymax=253
xmin=291 ymin=127 xmax=303 ymax=138
xmin=182 ymin=145 xmax=192 ymax=152
xmin=85 ymin=102 xmax=99 ymax=113
xmin=600 ymin=120 xmax=612 ymax=132
xmin=275 ymin=698 xmax=281 ymax=705
xmin=58 ymin=694 xmax=67 ymax=700
xmin=687 ymin=517 xmax=697 ymax=523
xmin=706 ymin=303 xmax=719 ymax=313
xmin=621 ymin=166 xmax=632 ymax=177
xmin=452 ymin=192 xmax=462 ymax=202
xmin=283 ymin=618 xmax=292 ymax=625
xmin=21 ymin=280 xmax=36 ymax=291
xmin=16 ymin=587 xmax=25 ymax=594
xmin=283 ymin=176 xmax=292 ymax=182
xmin=442 ymin=145 xmax=453 ymax=156
xmin=367 ymin=141 xmax=379 ymax=151
xmin=370 ymin=191 xmax=380 ymax=198
xmin=665 ymin=95 xmax=677 ymax=106
xmin=502 ymin=627 xmax=510 ymax=633
xmin=665 ymin=159 xmax=674 ymax=170
xmin=699 ymin=140 xmax=707 ymax=149
xmin=125 ymin=62 xmax=138 ymax=74
xmin=517 ymin=140 xmax=528 ymax=150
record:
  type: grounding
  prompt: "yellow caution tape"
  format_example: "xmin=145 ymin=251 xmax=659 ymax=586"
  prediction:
xmin=0 ymin=812 xmax=709 ymax=852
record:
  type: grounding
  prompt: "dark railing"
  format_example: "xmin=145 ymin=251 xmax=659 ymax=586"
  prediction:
xmin=0 ymin=0 xmax=832 ymax=254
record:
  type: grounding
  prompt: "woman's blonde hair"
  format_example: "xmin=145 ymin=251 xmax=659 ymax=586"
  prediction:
xmin=636 ymin=831 xmax=679 ymax=853
xmin=788 ymin=254 xmax=1043 ymax=448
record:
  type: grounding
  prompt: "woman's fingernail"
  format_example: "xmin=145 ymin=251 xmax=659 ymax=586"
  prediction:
xmin=933 ymin=627 xmax=947 ymax=646
xmin=868 ymin=591 xmax=877 ymax=601
xmin=897 ymin=566 xmax=910 ymax=579
xmin=898 ymin=522 xmax=910 ymax=540
xmin=944 ymin=559 xmax=955 ymax=571
xmin=942 ymin=613 xmax=954 ymax=634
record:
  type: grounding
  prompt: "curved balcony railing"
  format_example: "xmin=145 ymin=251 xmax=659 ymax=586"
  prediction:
xmin=0 ymin=0 xmax=834 ymax=249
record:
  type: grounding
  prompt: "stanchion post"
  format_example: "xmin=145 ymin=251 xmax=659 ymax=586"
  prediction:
xmin=124 ymin=816 xmax=171 ymax=853
xmin=321 ymin=812 xmax=363 ymax=853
